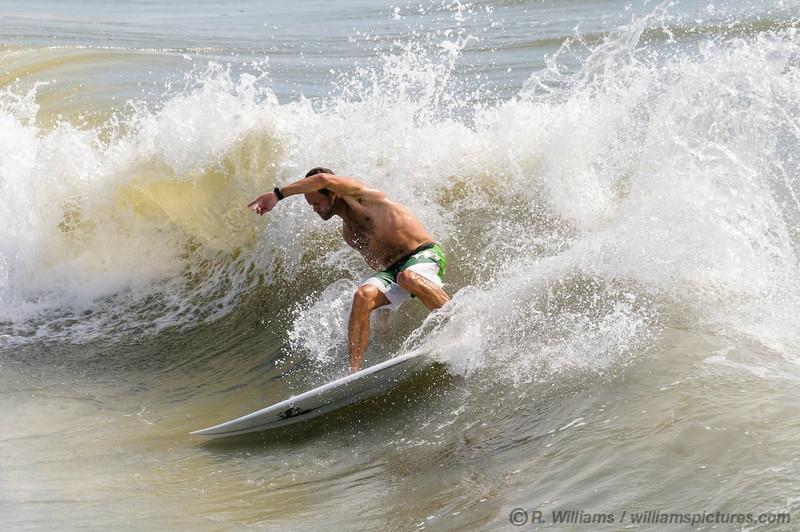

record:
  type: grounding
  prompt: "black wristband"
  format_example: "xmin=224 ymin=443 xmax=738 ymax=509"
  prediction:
xmin=273 ymin=186 xmax=285 ymax=201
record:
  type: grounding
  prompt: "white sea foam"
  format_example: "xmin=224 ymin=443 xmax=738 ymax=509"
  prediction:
xmin=0 ymin=7 xmax=798 ymax=387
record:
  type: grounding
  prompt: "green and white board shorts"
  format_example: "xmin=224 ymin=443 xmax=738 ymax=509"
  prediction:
xmin=361 ymin=242 xmax=446 ymax=311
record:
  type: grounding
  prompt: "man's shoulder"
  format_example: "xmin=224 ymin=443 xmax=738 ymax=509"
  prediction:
xmin=345 ymin=186 xmax=388 ymax=205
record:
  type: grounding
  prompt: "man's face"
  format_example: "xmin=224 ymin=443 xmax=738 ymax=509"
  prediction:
xmin=304 ymin=191 xmax=335 ymax=220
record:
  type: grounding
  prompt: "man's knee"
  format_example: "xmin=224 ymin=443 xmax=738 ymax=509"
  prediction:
xmin=352 ymin=284 xmax=382 ymax=313
xmin=396 ymin=270 xmax=421 ymax=291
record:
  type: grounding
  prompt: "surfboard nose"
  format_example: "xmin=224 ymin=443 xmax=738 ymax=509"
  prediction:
xmin=189 ymin=350 xmax=431 ymax=438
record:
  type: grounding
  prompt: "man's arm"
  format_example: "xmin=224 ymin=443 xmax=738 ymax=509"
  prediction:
xmin=283 ymin=172 xmax=368 ymax=198
xmin=248 ymin=172 xmax=382 ymax=215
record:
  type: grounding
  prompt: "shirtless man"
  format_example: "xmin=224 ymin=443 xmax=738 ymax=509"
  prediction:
xmin=248 ymin=167 xmax=450 ymax=373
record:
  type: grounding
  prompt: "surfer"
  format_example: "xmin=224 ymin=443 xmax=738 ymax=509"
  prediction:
xmin=248 ymin=168 xmax=450 ymax=373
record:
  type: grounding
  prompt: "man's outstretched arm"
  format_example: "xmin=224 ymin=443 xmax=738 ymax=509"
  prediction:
xmin=248 ymin=172 xmax=380 ymax=215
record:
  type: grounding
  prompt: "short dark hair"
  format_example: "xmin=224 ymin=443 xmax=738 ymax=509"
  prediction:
xmin=306 ymin=167 xmax=334 ymax=197
xmin=305 ymin=167 xmax=334 ymax=178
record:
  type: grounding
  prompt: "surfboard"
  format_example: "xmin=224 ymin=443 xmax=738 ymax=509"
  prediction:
xmin=190 ymin=349 xmax=431 ymax=438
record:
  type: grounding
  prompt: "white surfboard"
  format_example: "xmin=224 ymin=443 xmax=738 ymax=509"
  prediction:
xmin=191 ymin=349 xmax=432 ymax=438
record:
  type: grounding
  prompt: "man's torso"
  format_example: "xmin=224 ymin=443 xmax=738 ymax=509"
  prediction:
xmin=340 ymin=195 xmax=434 ymax=269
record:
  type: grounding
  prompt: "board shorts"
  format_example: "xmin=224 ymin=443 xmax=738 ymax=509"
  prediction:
xmin=361 ymin=242 xmax=446 ymax=311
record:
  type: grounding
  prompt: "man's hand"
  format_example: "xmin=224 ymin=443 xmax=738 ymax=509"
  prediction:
xmin=248 ymin=191 xmax=278 ymax=215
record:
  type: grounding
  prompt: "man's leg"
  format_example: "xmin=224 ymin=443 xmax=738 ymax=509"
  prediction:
xmin=348 ymin=284 xmax=390 ymax=373
xmin=396 ymin=270 xmax=450 ymax=310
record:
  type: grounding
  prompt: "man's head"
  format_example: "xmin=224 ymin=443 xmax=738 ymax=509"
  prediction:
xmin=304 ymin=167 xmax=337 ymax=220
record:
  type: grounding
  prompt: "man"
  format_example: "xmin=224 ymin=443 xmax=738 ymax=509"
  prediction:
xmin=248 ymin=167 xmax=450 ymax=373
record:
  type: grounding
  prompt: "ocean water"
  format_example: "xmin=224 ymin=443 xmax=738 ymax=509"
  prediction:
xmin=1 ymin=0 xmax=799 ymax=530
